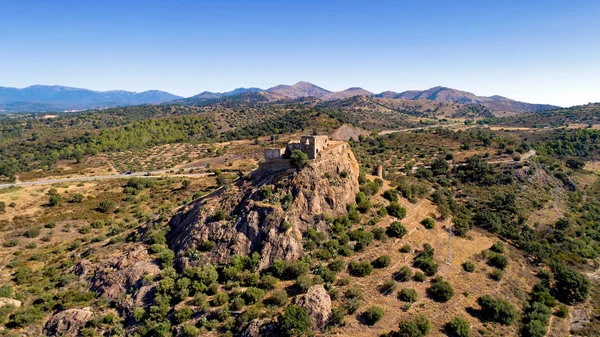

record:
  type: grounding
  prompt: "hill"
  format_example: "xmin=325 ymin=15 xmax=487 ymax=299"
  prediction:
xmin=376 ymin=86 xmax=558 ymax=114
xmin=0 ymin=85 xmax=182 ymax=113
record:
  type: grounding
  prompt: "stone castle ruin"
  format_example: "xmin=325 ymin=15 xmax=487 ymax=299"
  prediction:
xmin=264 ymin=135 xmax=330 ymax=162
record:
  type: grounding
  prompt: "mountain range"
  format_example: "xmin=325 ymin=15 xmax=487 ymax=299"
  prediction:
xmin=0 ymin=85 xmax=182 ymax=113
xmin=0 ymin=82 xmax=559 ymax=114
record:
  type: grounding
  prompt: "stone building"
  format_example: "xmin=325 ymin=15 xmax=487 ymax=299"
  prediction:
xmin=263 ymin=135 xmax=330 ymax=162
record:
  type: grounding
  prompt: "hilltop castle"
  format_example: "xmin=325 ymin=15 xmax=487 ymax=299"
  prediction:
xmin=264 ymin=135 xmax=330 ymax=162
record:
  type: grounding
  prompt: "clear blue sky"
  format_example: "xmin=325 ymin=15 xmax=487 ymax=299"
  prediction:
xmin=1 ymin=0 xmax=599 ymax=106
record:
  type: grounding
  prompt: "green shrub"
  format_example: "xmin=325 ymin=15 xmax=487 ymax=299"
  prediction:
xmin=427 ymin=277 xmax=454 ymax=302
xmin=379 ymin=279 xmax=397 ymax=295
xmin=462 ymin=261 xmax=475 ymax=273
xmin=348 ymin=260 xmax=373 ymax=277
xmin=290 ymin=149 xmax=309 ymax=168
xmin=490 ymin=269 xmax=503 ymax=281
xmin=371 ymin=227 xmax=387 ymax=240
xmin=399 ymin=244 xmax=411 ymax=253
xmin=259 ymin=275 xmax=278 ymax=290
xmin=97 ymin=199 xmax=115 ymax=213
xmin=277 ymin=304 xmax=311 ymax=337
xmin=23 ymin=227 xmax=41 ymax=238
xmin=212 ymin=209 xmax=227 ymax=221
xmin=182 ymin=325 xmax=199 ymax=337
xmin=266 ymin=289 xmax=288 ymax=307
xmin=420 ymin=217 xmax=435 ymax=229
xmin=383 ymin=189 xmax=398 ymax=202
xmin=0 ymin=285 xmax=13 ymax=298
xmin=328 ymin=258 xmax=345 ymax=272
xmin=10 ymin=307 xmax=43 ymax=328
xmin=398 ymin=288 xmax=418 ymax=303
xmin=173 ymin=306 xmax=193 ymax=324
xmin=71 ymin=193 xmax=84 ymax=203
xmin=211 ymin=292 xmax=229 ymax=307
xmin=487 ymin=253 xmax=508 ymax=270
xmin=553 ymin=264 xmax=590 ymax=304
xmin=361 ymin=306 xmax=384 ymax=326
xmin=556 ymin=304 xmax=569 ymax=318
xmin=413 ymin=272 xmax=426 ymax=282
xmin=477 ymin=295 xmax=517 ymax=325
xmin=243 ymin=287 xmax=266 ymax=304
xmin=295 ymin=275 xmax=313 ymax=293
xmin=490 ymin=241 xmax=505 ymax=254
xmin=394 ymin=314 xmax=430 ymax=337
xmin=387 ymin=202 xmax=407 ymax=219
xmin=445 ymin=316 xmax=471 ymax=337
xmin=372 ymin=255 xmax=391 ymax=268
xmin=48 ymin=194 xmax=61 ymax=207
xmin=394 ymin=266 xmax=412 ymax=282
xmin=387 ymin=221 xmax=407 ymax=238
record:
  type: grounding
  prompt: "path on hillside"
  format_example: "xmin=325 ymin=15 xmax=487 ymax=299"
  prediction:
xmin=379 ymin=122 xmax=465 ymax=135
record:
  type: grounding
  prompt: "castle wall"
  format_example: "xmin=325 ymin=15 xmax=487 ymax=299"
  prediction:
xmin=264 ymin=148 xmax=284 ymax=161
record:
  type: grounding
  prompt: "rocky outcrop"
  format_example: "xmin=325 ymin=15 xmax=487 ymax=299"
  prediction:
xmin=44 ymin=307 xmax=94 ymax=337
xmin=76 ymin=244 xmax=160 ymax=311
xmin=0 ymin=297 xmax=21 ymax=308
xmin=168 ymin=141 xmax=359 ymax=269
xmin=237 ymin=319 xmax=276 ymax=337
xmin=293 ymin=285 xmax=332 ymax=330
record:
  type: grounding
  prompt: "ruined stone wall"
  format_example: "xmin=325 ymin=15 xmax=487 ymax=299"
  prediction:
xmin=264 ymin=148 xmax=284 ymax=161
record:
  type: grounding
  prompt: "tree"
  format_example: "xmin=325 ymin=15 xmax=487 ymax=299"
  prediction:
xmin=445 ymin=316 xmax=471 ymax=337
xmin=348 ymin=260 xmax=373 ymax=277
xmin=277 ymin=304 xmax=311 ymax=337
xmin=387 ymin=221 xmax=407 ymax=238
xmin=398 ymin=288 xmax=418 ymax=303
xmin=553 ymin=265 xmax=590 ymax=304
xmin=420 ymin=217 xmax=435 ymax=229
xmin=387 ymin=202 xmax=407 ymax=219
xmin=362 ymin=306 xmax=384 ymax=325
xmin=427 ymin=277 xmax=454 ymax=302
xmin=477 ymin=295 xmax=516 ymax=325
xmin=431 ymin=157 xmax=449 ymax=175
xmin=290 ymin=149 xmax=308 ymax=168
xmin=48 ymin=194 xmax=61 ymax=207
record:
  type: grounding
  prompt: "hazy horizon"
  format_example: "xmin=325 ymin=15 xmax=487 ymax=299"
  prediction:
xmin=2 ymin=0 xmax=599 ymax=107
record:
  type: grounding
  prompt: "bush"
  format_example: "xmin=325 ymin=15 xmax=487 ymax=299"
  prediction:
xmin=394 ymin=266 xmax=412 ymax=282
xmin=244 ymin=287 xmax=266 ymax=304
xmin=394 ymin=314 xmax=430 ymax=337
xmin=398 ymin=288 xmax=418 ymax=303
xmin=294 ymin=275 xmax=313 ymax=293
xmin=48 ymin=194 xmax=61 ymax=207
xmin=387 ymin=202 xmax=407 ymax=219
xmin=379 ymin=279 xmax=397 ymax=295
xmin=383 ymin=189 xmax=398 ymax=202
xmin=290 ymin=149 xmax=309 ymax=168
xmin=173 ymin=306 xmax=193 ymax=324
xmin=553 ymin=265 xmax=590 ymax=304
xmin=277 ymin=304 xmax=311 ymax=337
xmin=362 ymin=306 xmax=384 ymax=326
xmin=212 ymin=209 xmax=227 ymax=221
xmin=477 ymin=295 xmax=517 ymax=325
xmin=399 ymin=244 xmax=411 ymax=253
xmin=199 ymin=240 xmax=216 ymax=252
xmin=182 ymin=325 xmax=199 ymax=337
xmin=328 ymin=258 xmax=345 ymax=272
xmin=427 ymin=277 xmax=454 ymax=302
xmin=462 ymin=261 xmax=475 ymax=273
xmin=260 ymin=275 xmax=278 ymax=290
xmin=372 ymin=255 xmax=391 ymax=268
xmin=70 ymin=193 xmax=84 ymax=203
xmin=413 ymin=272 xmax=426 ymax=282
xmin=97 ymin=200 xmax=115 ymax=213
xmin=387 ymin=221 xmax=407 ymax=238
xmin=556 ymin=304 xmax=569 ymax=318
xmin=487 ymin=254 xmax=508 ymax=270
xmin=211 ymin=292 xmax=229 ymax=306
xmin=490 ymin=241 xmax=505 ymax=254
xmin=420 ymin=217 xmax=435 ymax=229
xmin=445 ymin=316 xmax=471 ymax=337
xmin=490 ymin=269 xmax=503 ymax=281
xmin=10 ymin=307 xmax=43 ymax=328
xmin=348 ymin=260 xmax=373 ymax=277
xmin=266 ymin=289 xmax=288 ymax=307
xmin=23 ymin=227 xmax=41 ymax=238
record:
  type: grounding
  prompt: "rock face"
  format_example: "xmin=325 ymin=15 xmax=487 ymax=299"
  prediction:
xmin=44 ymin=307 xmax=94 ymax=337
xmin=168 ymin=141 xmax=359 ymax=269
xmin=0 ymin=297 xmax=21 ymax=308
xmin=237 ymin=319 xmax=276 ymax=337
xmin=76 ymin=244 xmax=160 ymax=311
xmin=293 ymin=285 xmax=332 ymax=330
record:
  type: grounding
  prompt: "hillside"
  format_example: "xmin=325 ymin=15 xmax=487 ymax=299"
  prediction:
xmin=375 ymin=86 xmax=558 ymax=114
xmin=0 ymin=85 xmax=182 ymax=113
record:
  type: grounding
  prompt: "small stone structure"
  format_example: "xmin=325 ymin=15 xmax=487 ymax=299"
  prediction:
xmin=263 ymin=135 xmax=330 ymax=162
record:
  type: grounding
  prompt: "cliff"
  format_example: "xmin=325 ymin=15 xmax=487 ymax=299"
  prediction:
xmin=167 ymin=141 xmax=359 ymax=269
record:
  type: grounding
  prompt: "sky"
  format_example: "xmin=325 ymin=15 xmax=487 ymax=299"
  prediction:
xmin=1 ymin=0 xmax=599 ymax=107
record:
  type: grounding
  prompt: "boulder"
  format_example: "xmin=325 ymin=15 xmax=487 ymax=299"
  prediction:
xmin=237 ymin=319 xmax=276 ymax=337
xmin=44 ymin=307 xmax=94 ymax=337
xmin=293 ymin=285 xmax=331 ymax=330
